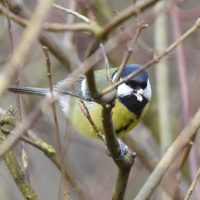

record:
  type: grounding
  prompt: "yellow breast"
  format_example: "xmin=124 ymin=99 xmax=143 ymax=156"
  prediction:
xmin=69 ymin=98 xmax=145 ymax=139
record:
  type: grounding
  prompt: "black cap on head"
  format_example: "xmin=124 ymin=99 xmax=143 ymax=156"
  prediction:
xmin=113 ymin=64 xmax=148 ymax=89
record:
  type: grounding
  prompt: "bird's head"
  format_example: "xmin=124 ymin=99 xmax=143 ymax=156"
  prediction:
xmin=112 ymin=64 xmax=152 ymax=117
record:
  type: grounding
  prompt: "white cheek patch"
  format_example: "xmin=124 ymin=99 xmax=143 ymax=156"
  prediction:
xmin=117 ymin=83 xmax=133 ymax=97
xmin=117 ymin=78 xmax=152 ymax=102
xmin=143 ymin=79 xmax=152 ymax=101
xmin=113 ymin=74 xmax=133 ymax=97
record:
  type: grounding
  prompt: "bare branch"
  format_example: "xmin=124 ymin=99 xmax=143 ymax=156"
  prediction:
xmin=184 ymin=166 xmax=200 ymax=200
xmin=101 ymin=18 xmax=200 ymax=96
xmin=101 ymin=104 xmax=136 ymax=200
xmin=0 ymin=108 xmax=88 ymax=200
xmin=101 ymin=0 xmax=159 ymax=37
xmin=53 ymin=3 xmax=92 ymax=23
xmin=79 ymin=100 xmax=105 ymax=141
xmin=25 ymin=131 xmax=88 ymax=200
xmin=0 ymin=109 xmax=39 ymax=200
xmin=113 ymin=22 xmax=148 ymax=83
xmin=2 ymin=17 xmax=199 ymax=160
xmin=2 ymin=0 xmax=79 ymax=70
xmin=134 ymin=107 xmax=200 ymax=200
xmin=100 ymin=43 xmax=112 ymax=83
xmin=0 ymin=97 xmax=53 ymax=156
xmin=84 ymin=32 xmax=136 ymax=200
xmin=1 ymin=0 xmax=159 ymax=73
xmin=2 ymin=143 xmax=40 ymax=200
xmin=0 ymin=0 xmax=53 ymax=98
xmin=43 ymin=46 xmax=69 ymax=200
xmin=0 ymin=5 xmax=99 ymax=34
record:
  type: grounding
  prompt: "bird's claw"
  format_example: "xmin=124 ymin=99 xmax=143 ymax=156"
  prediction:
xmin=106 ymin=139 xmax=128 ymax=160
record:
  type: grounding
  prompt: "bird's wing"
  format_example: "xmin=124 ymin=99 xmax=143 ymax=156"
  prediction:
xmin=53 ymin=75 xmax=92 ymax=101
xmin=53 ymin=68 xmax=117 ymax=101
xmin=93 ymin=68 xmax=117 ymax=90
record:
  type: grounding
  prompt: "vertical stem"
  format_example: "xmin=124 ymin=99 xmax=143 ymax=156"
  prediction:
xmin=102 ymin=106 xmax=122 ymax=158
xmin=43 ymin=46 xmax=69 ymax=200
xmin=85 ymin=47 xmax=135 ymax=199
xmin=101 ymin=106 xmax=135 ymax=200
xmin=154 ymin=1 xmax=172 ymax=154
xmin=112 ymin=169 xmax=131 ymax=200
xmin=134 ymin=107 xmax=200 ymax=200
xmin=170 ymin=4 xmax=200 ymax=200
xmin=0 ymin=130 xmax=39 ymax=200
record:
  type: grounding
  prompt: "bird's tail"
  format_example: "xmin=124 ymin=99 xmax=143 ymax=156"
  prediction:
xmin=8 ymin=87 xmax=48 ymax=96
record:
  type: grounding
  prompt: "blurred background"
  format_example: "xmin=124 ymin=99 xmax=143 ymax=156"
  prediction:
xmin=0 ymin=0 xmax=200 ymax=199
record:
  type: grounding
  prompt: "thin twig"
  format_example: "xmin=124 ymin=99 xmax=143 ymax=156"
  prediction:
xmin=2 ymin=0 xmax=159 ymax=73
xmin=0 ymin=108 xmax=88 ymax=200
xmin=42 ymin=46 xmax=69 ymax=200
xmin=63 ymin=0 xmax=76 ymax=43
xmin=0 ymin=97 xmax=55 ymax=156
xmin=62 ymin=0 xmax=80 ymax=73
xmin=134 ymin=107 xmax=200 ymax=200
xmin=100 ymin=0 xmax=159 ymax=37
xmin=172 ymin=3 xmax=199 ymax=184
xmin=171 ymin=4 xmax=190 ymax=124
xmin=1 ymin=1 xmax=77 ymax=70
xmin=101 ymin=105 xmax=136 ymax=200
xmin=154 ymin=2 xmax=174 ymax=198
xmin=2 ymin=146 xmax=40 ymax=200
xmin=0 ymin=4 xmax=99 ymax=34
xmin=43 ymin=47 xmax=62 ymax=152
xmin=113 ymin=22 xmax=148 ymax=83
xmin=85 ymin=35 xmax=136 ymax=200
xmin=0 ymin=0 xmax=54 ymax=156
xmin=53 ymin=3 xmax=91 ymax=24
xmin=0 ymin=0 xmax=159 ymax=37
xmin=79 ymin=100 xmax=105 ymax=141
xmin=101 ymin=18 xmax=200 ymax=96
xmin=4 ymin=0 xmax=29 ymax=179
xmin=0 ymin=4 xmax=27 ymax=26
xmin=4 ymin=0 xmax=14 ymax=53
xmin=100 ymin=43 xmax=112 ymax=83
xmin=0 ymin=0 xmax=53 ymax=98
xmin=170 ymin=4 xmax=200 ymax=200
xmin=154 ymin=1 xmax=172 ymax=154
xmin=5 ymin=16 xmax=198 ymax=156
xmin=2 ymin=18 xmax=200 ymax=158
xmin=26 ymin=131 xmax=88 ymax=200
xmin=43 ymin=22 xmax=99 ymax=34
xmin=184 ymin=166 xmax=200 ymax=200
xmin=2 ymin=0 xmax=159 ymax=75
xmin=0 ymin=116 xmax=39 ymax=200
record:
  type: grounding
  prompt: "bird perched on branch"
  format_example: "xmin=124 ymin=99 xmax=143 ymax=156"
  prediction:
xmin=8 ymin=64 xmax=151 ymax=140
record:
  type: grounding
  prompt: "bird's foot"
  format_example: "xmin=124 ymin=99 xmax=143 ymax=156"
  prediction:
xmin=106 ymin=139 xmax=128 ymax=160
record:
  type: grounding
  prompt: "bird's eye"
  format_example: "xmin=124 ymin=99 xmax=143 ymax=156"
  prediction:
xmin=126 ymin=82 xmax=131 ymax=87
xmin=127 ymin=80 xmax=147 ymax=89
xmin=126 ymin=81 xmax=134 ymax=88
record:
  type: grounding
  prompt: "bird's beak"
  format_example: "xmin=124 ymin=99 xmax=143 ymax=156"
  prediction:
xmin=132 ymin=88 xmax=144 ymax=102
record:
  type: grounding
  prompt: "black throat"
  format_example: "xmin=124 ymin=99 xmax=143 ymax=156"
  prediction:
xmin=118 ymin=95 xmax=148 ymax=118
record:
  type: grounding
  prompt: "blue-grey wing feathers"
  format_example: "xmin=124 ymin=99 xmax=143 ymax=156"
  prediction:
xmin=8 ymin=76 xmax=92 ymax=101
xmin=8 ymin=87 xmax=48 ymax=96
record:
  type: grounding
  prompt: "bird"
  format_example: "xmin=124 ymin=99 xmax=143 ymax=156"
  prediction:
xmin=8 ymin=64 xmax=151 ymax=140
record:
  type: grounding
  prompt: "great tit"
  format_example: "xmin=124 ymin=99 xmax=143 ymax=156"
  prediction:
xmin=8 ymin=64 xmax=151 ymax=139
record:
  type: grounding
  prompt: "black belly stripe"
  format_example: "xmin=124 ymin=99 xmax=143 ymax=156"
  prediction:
xmin=118 ymin=95 xmax=148 ymax=118
xmin=115 ymin=95 xmax=148 ymax=135
xmin=115 ymin=118 xmax=135 ymax=135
